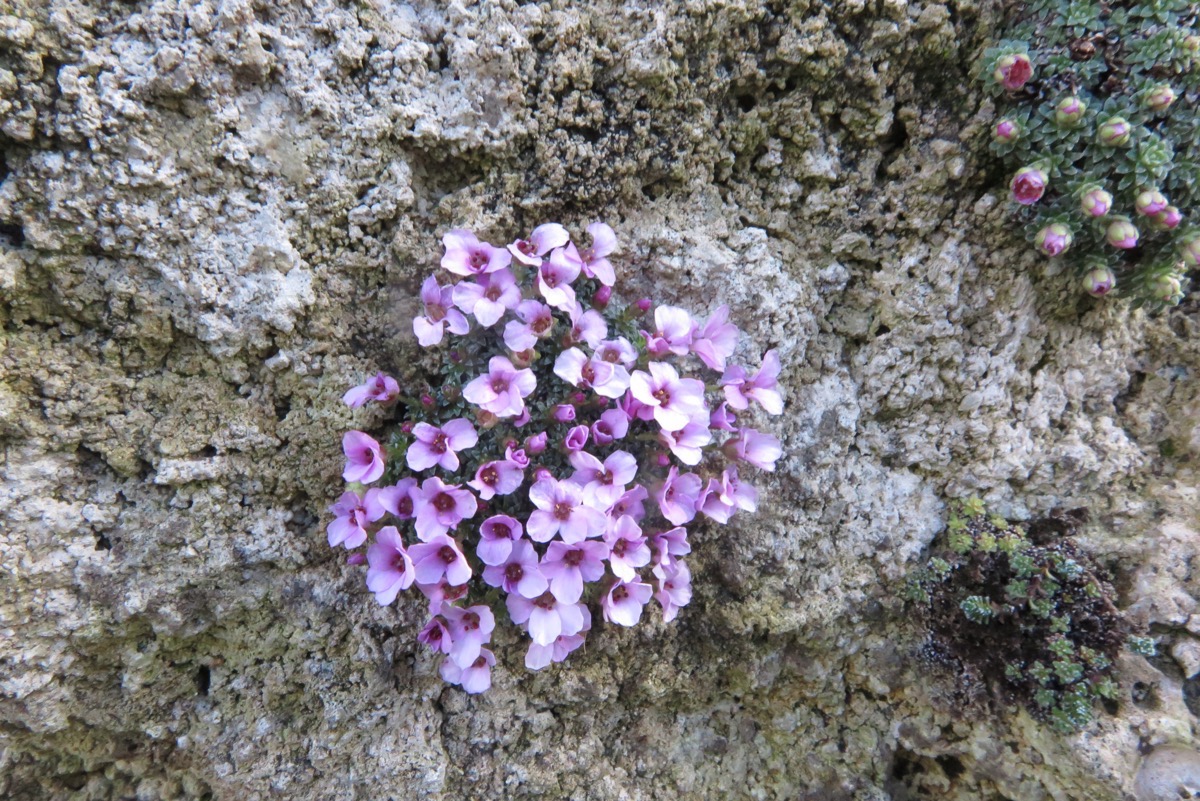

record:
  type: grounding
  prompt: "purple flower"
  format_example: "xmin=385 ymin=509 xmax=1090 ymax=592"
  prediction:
xmin=724 ymin=428 xmax=783 ymax=472
xmin=1083 ymin=265 xmax=1116 ymax=298
xmin=409 ymin=533 xmax=472 ymax=586
xmin=366 ymin=526 xmax=416 ymax=605
xmin=526 ymin=606 xmax=591 ymax=670
xmin=452 ymin=269 xmax=522 ymax=327
xmin=468 ymin=458 xmax=525 ymax=500
xmin=416 ymin=579 xmax=469 ymax=615
xmin=342 ymin=430 xmax=385 ymax=484
xmin=462 ymin=356 xmax=537 ymax=418
xmin=505 ymin=444 xmax=530 ymax=468
xmin=698 ymin=467 xmax=758 ymax=523
xmin=658 ymin=421 xmax=713 ymax=466
xmin=721 ymin=350 xmax=783 ymax=415
xmin=594 ymin=337 xmax=638 ymax=368
xmin=710 ymin=403 xmax=737 ymax=432
xmin=441 ymin=229 xmax=512 ymax=277
xmin=363 ymin=478 xmax=418 ymax=521
xmin=406 ymin=418 xmax=478 ymax=472
xmin=540 ymin=539 xmax=610 ymax=603
xmin=691 ymin=305 xmax=739 ymax=371
xmin=327 ymin=491 xmax=370 ymax=548
xmin=536 ymin=247 xmax=580 ymax=310
xmin=650 ymin=526 xmax=691 ymax=569
xmin=656 ymin=466 xmax=703 ymax=525
xmin=482 ymin=538 xmax=548 ymax=598
xmin=630 ymin=362 xmax=708 ymax=432
xmin=566 ymin=302 xmax=608 ymax=348
xmin=508 ymin=223 xmax=570 ymax=266
xmin=605 ymin=515 xmax=652 ymax=581
xmin=563 ymin=425 xmax=590 ymax=452
xmin=443 ymin=604 xmax=496 ymax=668
xmin=507 ymin=590 xmax=587 ymax=646
xmin=418 ymin=617 xmax=453 ymax=654
xmin=601 ymin=578 xmax=653 ymax=627
xmin=1035 ymin=223 xmax=1072 ymax=257
xmin=561 ymin=222 xmax=617 ymax=286
xmin=1009 ymin=166 xmax=1047 ymax=206
xmin=476 ymin=514 xmax=524 ymax=566
xmin=527 ymin=477 xmax=606 ymax=543
xmin=610 ymin=484 xmax=649 ymax=521
xmin=993 ymin=53 xmax=1032 ymax=91
xmin=412 ymin=477 xmax=478 ymax=541
xmin=553 ymin=347 xmax=629 ymax=399
xmin=440 ymin=649 xmax=495 ymax=694
xmin=653 ymin=561 xmax=692 ymax=622
xmin=592 ymin=408 xmax=630 ymax=445
xmin=503 ymin=300 xmax=555 ymax=351
xmin=642 ymin=305 xmax=694 ymax=357
xmin=343 ymin=373 xmax=400 ymax=407
xmin=568 ymin=449 xmax=638 ymax=509
xmin=525 ymin=431 xmax=548 ymax=454
xmin=414 ymin=276 xmax=470 ymax=346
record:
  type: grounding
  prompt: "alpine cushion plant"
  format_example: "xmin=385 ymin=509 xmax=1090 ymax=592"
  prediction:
xmin=327 ymin=224 xmax=784 ymax=693
xmin=982 ymin=0 xmax=1200 ymax=308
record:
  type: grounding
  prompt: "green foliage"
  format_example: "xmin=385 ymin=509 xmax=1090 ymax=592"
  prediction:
xmin=982 ymin=2 xmax=1200 ymax=308
xmin=909 ymin=500 xmax=1145 ymax=734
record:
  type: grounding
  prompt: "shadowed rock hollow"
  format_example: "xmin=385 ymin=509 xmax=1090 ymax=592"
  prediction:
xmin=2 ymin=1 xmax=1199 ymax=799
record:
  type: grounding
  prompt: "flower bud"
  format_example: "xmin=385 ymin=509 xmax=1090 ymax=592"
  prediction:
xmin=399 ymin=421 xmax=414 ymax=434
xmin=993 ymin=119 xmax=1021 ymax=143
xmin=564 ymin=425 xmax=589 ymax=452
xmin=525 ymin=432 xmax=548 ymax=454
xmin=1105 ymin=217 xmax=1139 ymax=249
xmin=1145 ymin=84 xmax=1176 ymax=113
xmin=1054 ymin=95 xmax=1087 ymax=127
xmin=635 ymin=298 xmax=652 ymax=313
xmin=510 ymin=349 xmax=535 ymax=369
xmin=655 ymin=453 xmax=671 ymax=468
xmin=1035 ymin=223 xmax=1072 ymax=257
xmin=1010 ymin=166 xmax=1047 ymax=205
xmin=1097 ymin=117 xmax=1130 ymax=147
xmin=1150 ymin=206 xmax=1182 ymax=231
xmin=993 ymin=53 xmax=1033 ymax=91
xmin=420 ymin=393 xmax=435 ymax=407
xmin=1080 ymin=186 xmax=1112 ymax=218
xmin=1082 ymin=265 xmax=1116 ymax=297
xmin=552 ymin=404 xmax=576 ymax=422
xmin=571 ymin=391 xmax=587 ymax=405
xmin=512 ymin=407 xmax=531 ymax=428
xmin=1135 ymin=190 xmax=1168 ymax=216
xmin=475 ymin=409 xmax=499 ymax=429
xmin=1151 ymin=274 xmax=1184 ymax=305
xmin=1181 ymin=236 xmax=1200 ymax=268
xmin=593 ymin=284 xmax=613 ymax=308
xmin=533 ymin=466 xmax=553 ymax=482
xmin=448 ymin=350 xmax=462 ymax=363
xmin=346 ymin=552 xmax=366 ymax=566
xmin=443 ymin=385 xmax=461 ymax=402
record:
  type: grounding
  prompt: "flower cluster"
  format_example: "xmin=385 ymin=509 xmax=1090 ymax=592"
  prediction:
xmin=982 ymin=1 xmax=1200 ymax=309
xmin=328 ymin=223 xmax=784 ymax=692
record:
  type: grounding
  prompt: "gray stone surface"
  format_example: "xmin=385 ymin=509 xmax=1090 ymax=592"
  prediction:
xmin=1 ymin=0 xmax=1199 ymax=799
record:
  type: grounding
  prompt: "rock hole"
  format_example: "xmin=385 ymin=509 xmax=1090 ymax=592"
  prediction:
xmin=274 ymin=398 xmax=291 ymax=421
xmin=0 ymin=222 xmax=24 ymax=248
xmin=641 ymin=182 xmax=664 ymax=201
xmin=936 ymin=755 xmax=965 ymax=779
xmin=876 ymin=323 xmax=891 ymax=336
xmin=95 ymin=533 xmax=112 ymax=551
xmin=735 ymin=93 xmax=758 ymax=112
xmin=1132 ymin=680 xmax=1160 ymax=709
xmin=1183 ymin=674 xmax=1200 ymax=718
xmin=196 ymin=665 xmax=211 ymax=695
xmin=199 ymin=444 xmax=218 ymax=458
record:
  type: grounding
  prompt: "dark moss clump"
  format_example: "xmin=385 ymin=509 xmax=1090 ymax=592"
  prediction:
xmin=907 ymin=499 xmax=1147 ymax=733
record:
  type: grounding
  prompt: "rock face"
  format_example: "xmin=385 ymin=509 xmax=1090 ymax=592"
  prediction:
xmin=2 ymin=1 xmax=1199 ymax=799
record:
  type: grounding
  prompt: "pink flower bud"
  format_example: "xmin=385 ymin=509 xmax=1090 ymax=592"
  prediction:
xmin=571 ymin=391 xmax=587 ymax=405
xmin=552 ymin=404 xmax=576 ymax=422
xmin=1053 ymin=95 xmax=1086 ymax=127
xmin=993 ymin=119 xmax=1020 ymax=143
xmin=1181 ymin=236 xmax=1200 ymax=268
xmin=1145 ymin=84 xmax=1176 ymax=113
xmin=993 ymin=53 xmax=1033 ymax=91
xmin=593 ymin=285 xmax=613 ymax=308
xmin=1097 ymin=117 xmax=1130 ymax=147
xmin=1082 ymin=265 xmax=1115 ymax=298
xmin=1080 ymin=187 xmax=1112 ymax=218
xmin=449 ymin=350 xmax=462 ymax=363
xmin=1105 ymin=218 xmax=1139 ymax=250
xmin=1151 ymin=206 xmax=1182 ymax=231
xmin=534 ymin=467 xmax=553 ymax=482
xmin=346 ymin=552 xmax=366 ymax=566
xmin=1135 ymin=190 xmax=1168 ymax=216
xmin=655 ymin=453 xmax=671 ymax=468
xmin=525 ymin=432 xmax=548 ymax=454
xmin=564 ymin=425 xmax=589 ymax=452
xmin=1035 ymin=223 xmax=1072 ymax=257
xmin=635 ymin=298 xmax=652 ymax=312
xmin=400 ymin=421 xmax=414 ymax=434
xmin=1151 ymin=274 xmax=1184 ymax=304
xmin=1010 ymin=166 xmax=1047 ymax=205
xmin=420 ymin=393 xmax=435 ymax=407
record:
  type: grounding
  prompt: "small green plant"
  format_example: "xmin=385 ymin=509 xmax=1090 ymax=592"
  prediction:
xmin=981 ymin=1 xmax=1200 ymax=308
xmin=909 ymin=500 xmax=1144 ymax=734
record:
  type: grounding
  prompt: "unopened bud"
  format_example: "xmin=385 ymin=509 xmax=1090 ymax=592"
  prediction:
xmin=1151 ymin=274 xmax=1184 ymax=304
xmin=635 ymin=298 xmax=652 ymax=313
xmin=655 ymin=453 xmax=671 ymax=468
xmin=1080 ymin=187 xmax=1112 ymax=218
xmin=1010 ymin=166 xmax=1047 ymax=205
xmin=552 ymin=404 xmax=576 ymax=422
xmin=443 ymin=385 xmax=461 ymax=402
xmin=346 ymin=552 xmax=366 ymax=566
xmin=1150 ymin=206 xmax=1182 ymax=231
xmin=1135 ymin=189 xmax=1168 ymax=216
xmin=420 ymin=393 xmax=435 ymax=407
xmin=475 ymin=409 xmax=499 ymax=429
xmin=1145 ymin=84 xmax=1176 ymax=113
xmin=1054 ymin=95 xmax=1087 ymax=127
xmin=1035 ymin=223 xmax=1072 ymax=257
xmin=1181 ymin=236 xmax=1200 ymax=268
xmin=1105 ymin=218 xmax=1139 ymax=250
xmin=1082 ymin=265 xmax=1116 ymax=298
xmin=993 ymin=53 xmax=1033 ymax=91
xmin=1097 ymin=117 xmax=1130 ymax=147
xmin=510 ymin=349 xmax=535 ymax=369
xmin=525 ymin=432 xmax=548 ymax=454
xmin=993 ymin=118 xmax=1020 ymax=143
xmin=593 ymin=285 xmax=613 ymax=308
xmin=399 ymin=421 xmax=414 ymax=434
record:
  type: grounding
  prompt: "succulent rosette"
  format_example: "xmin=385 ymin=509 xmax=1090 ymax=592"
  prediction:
xmin=328 ymin=224 xmax=785 ymax=692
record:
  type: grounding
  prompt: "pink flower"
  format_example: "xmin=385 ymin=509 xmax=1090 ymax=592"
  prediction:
xmin=650 ymin=526 xmax=691 ymax=569
xmin=468 ymin=458 xmax=525 ymax=500
xmin=412 ymin=477 xmax=478 ymax=541
xmin=592 ymin=408 xmax=630 ymax=445
xmin=476 ymin=514 xmax=524 ymax=566
xmin=536 ymin=248 xmax=580 ymax=310
xmin=508 ymin=223 xmax=570 ymax=266
xmin=653 ymin=561 xmax=692 ymax=622
xmin=327 ymin=491 xmax=370 ymax=548
xmin=657 ymin=421 xmax=712 ymax=466
xmin=563 ymin=425 xmax=590 ymax=452
xmin=343 ymin=373 xmax=400 ymax=407
xmin=552 ymin=403 xmax=576 ymax=423
xmin=451 ymin=269 xmax=522 ymax=327
xmin=342 ymin=430 xmax=385 ymax=484
xmin=366 ymin=526 xmax=416 ymax=605
xmin=406 ymin=418 xmax=478 ymax=472
xmin=540 ymin=539 xmax=610 ymax=603
xmin=414 ymin=276 xmax=470 ymax=346
xmin=656 ymin=466 xmax=703 ymax=525
xmin=482 ymin=539 xmax=548 ymax=598
xmin=1035 ymin=223 xmax=1072 ymax=257
xmin=1009 ymin=167 xmax=1047 ymax=206
xmin=440 ymin=649 xmax=495 ymax=694
xmin=1135 ymin=190 xmax=1168 ymax=217
xmin=993 ymin=53 xmax=1032 ymax=91
xmin=553 ymin=348 xmax=628 ymax=399
xmin=594 ymin=337 xmax=638 ymax=368
xmin=710 ymin=403 xmax=737 ymax=432
xmin=721 ymin=350 xmax=783 ymax=415
xmin=568 ymin=449 xmax=638 ymax=509
xmin=561 ymin=222 xmax=617 ymax=286
xmin=441 ymin=229 xmax=512 ymax=277
xmin=443 ymin=604 xmax=496 ymax=669
xmin=642 ymin=305 xmax=694 ymax=356
xmin=609 ymin=484 xmax=649 ymax=521
xmin=503 ymin=300 xmax=555 ymax=351
xmin=691 ymin=305 xmax=739 ymax=371
xmin=566 ymin=302 xmax=608 ymax=348
xmin=526 ymin=607 xmax=591 ymax=670
xmin=601 ymin=578 xmax=653 ymax=627
xmin=725 ymin=428 xmax=782 ymax=471
xmin=462 ymin=356 xmax=537 ymax=418
xmin=526 ymin=477 xmax=606 ymax=543
xmin=1080 ymin=187 xmax=1112 ymax=218
xmin=525 ymin=431 xmax=548 ymax=454
xmin=416 ymin=579 xmax=469 ymax=615
xmin=507 ymin=590 xmax=587 ymax=646
xmin=505 ymin=444 xmax=530 ymax=468
xmin=409 ymin=534 xmax=472 ymax=586
xmin=605 ymin=515 xmax=651 ymax=581
xmin=698 ymin=467 xmax=757 ymax=523
xmin=363 ymin=478 xmax=418 ymax=521
xmin=418 ymin=617 xmax=453 ymax=654
xmin=630 ymin=362 xmax=708 ymax=432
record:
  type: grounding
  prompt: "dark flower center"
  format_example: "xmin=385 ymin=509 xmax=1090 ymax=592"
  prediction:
xmin=533 ymin=316 xmax=552 ymax=334
xmin=396 ymin=497 xmax=414 ymax=517
xmin=463 ymin=612 xmax=479 ymax=631
xmin=480 ymin=465 xmax=499 ymax=486
xmin=581 ymin=363 xmax=595 ymax=383
xmin=564 ymin=550 xmax=584 ymax=567
xmin=434 ymin=493 xmax=457 ymax=513
xmin=653 ymin=387 xmax=671 ymax=405
xmin=491 ymin=377 xmax=509 ymax=393
xmin=431 ymin=432 xmax=448 ymax=454
xmin=534 ymin=591 xmax=557 ymax=610
xmin=505 ymin=563 xmax=524 ymax=582
xmin=517 ymin=239 xmax=535 ymax=254
xmin=439 ymin=545 xmax=458 ymax=564
xmin=612 ymin=586 xmax=628 ymax=602
xmin=601 ymin=349 xmax=620 ymax=363
xmin=392 ymin=552 xmax=408 ymax=571
xmin=472 ymin=655 xmax=488 ymax=669
xmin=428 ymin=304 xmax=447 ymax=322
xmin=542 ymin=266 xmax=558 ymax=288
xmin=485 ymin=285 xmax=502 ymax=301
xmin=490 ymin=522 xmax=511 ymax=539
xmin=553 ymin=501 xmax=573 ymax=521
xmin=612 ymin=539 xmax=627 ymax=557
xmin=469 ymin=250 xmax=489 ymax=270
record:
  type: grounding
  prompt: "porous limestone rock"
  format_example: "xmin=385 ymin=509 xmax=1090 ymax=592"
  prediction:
xmin=2 ymin=1 xmax=1199 ymax=799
